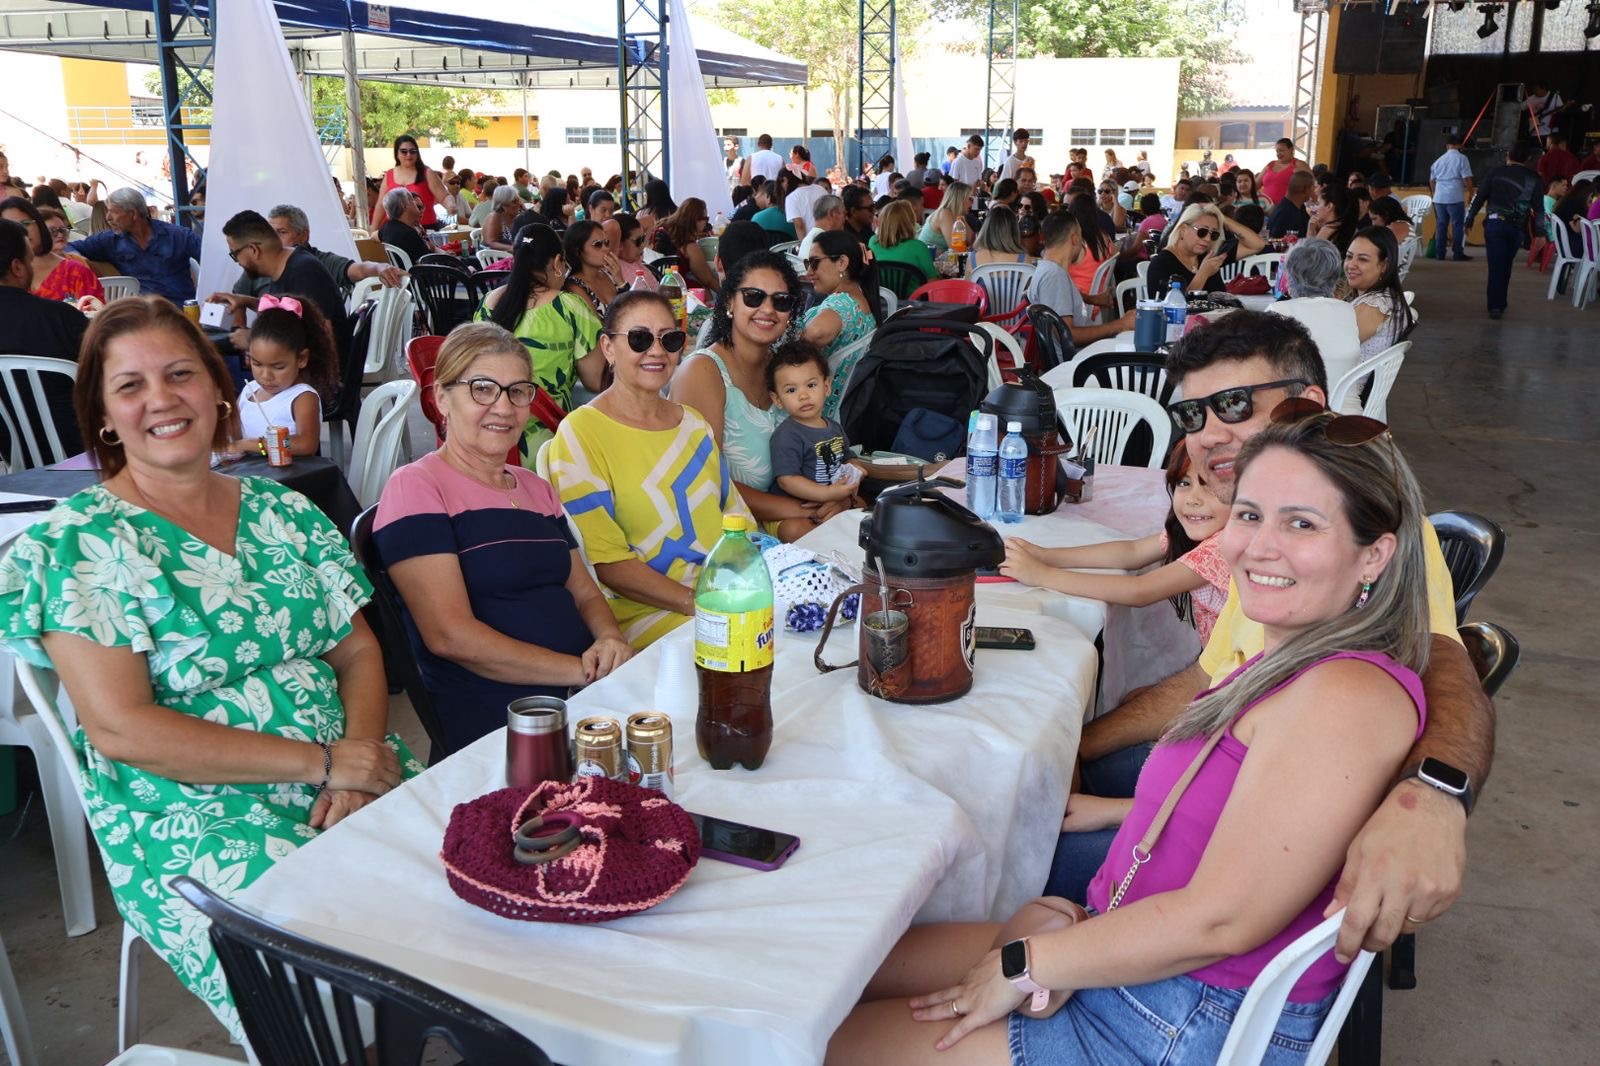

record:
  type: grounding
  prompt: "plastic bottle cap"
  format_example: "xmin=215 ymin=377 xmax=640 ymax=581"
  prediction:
xmin=721 ymin=514 xmax=748 ymax=533
xmin=1007 ymin=421 xmax=1022 ymax=433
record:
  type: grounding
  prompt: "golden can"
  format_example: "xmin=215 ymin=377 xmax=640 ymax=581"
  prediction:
xmin=574 ymin=716 xmax=624 ymax=781
xmin=625 ymin=712 xmax=674 ymax=798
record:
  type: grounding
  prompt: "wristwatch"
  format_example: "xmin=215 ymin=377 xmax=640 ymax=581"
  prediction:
xmin=1000 ymin=938 xmax=1051 ymax=1012
xmin=1398 ymin=757 xmax=1475 ymax=816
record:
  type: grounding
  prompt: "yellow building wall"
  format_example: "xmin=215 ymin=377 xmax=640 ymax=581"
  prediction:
xmin=452 ymin=115 xmax=538 ymax=149
xmin=60 ymin=57 xmax=211 ymax=146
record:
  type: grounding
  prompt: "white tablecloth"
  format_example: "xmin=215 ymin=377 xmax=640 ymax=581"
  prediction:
xmin=241 ymin=600 xmax=1098 ymax=1065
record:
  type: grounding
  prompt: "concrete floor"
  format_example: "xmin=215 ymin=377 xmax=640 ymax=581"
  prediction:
xmin=2 ymin=255 xmax=1597 ymax=1064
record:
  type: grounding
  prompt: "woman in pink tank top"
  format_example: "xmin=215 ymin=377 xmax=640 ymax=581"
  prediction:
xmin=370 ymin=134 xmax=449 ymax=229
xmin=828 ymin=408 xmax=1434 ymax=1066
xmin=1260 ymin=138 xmax=1305 ymax=205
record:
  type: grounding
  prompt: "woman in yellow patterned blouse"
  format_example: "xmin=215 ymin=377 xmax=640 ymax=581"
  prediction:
xmin=548 ymin=290 xmax=751 ymax=648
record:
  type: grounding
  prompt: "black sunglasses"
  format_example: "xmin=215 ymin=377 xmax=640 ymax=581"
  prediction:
xmin=1166 ymin=378 xmax=1307 ymax=435
xmin=802 ymin=255 xmax=835 ymax=273
xmin=1187 ymin=224 xmax=1219 ymax=241
xmin=605 ymin=327 xmax=688 ymax=354
xmin=737 ymin=287 xmax=798 ymax=313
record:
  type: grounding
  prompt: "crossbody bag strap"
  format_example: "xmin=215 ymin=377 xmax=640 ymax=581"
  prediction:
xmin=1105 ymin=724 xmax=1230 ymax=911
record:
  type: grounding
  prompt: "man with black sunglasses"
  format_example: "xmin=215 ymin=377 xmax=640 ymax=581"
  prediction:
xmin=1061 ymin=310 xmax=1497 ymax=964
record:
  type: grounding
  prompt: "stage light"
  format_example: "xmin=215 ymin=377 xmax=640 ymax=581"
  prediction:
xmin=1586 ymin=1 xmax=1600 ymax=39
xmin=1476 ymin=4 xmax=1500 ymax=38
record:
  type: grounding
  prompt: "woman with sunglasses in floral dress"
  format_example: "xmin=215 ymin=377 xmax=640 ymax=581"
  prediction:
xmin=1146 ymin=203 xmax=1264 ymax=299
xmin=377 ymin=323 xmax=633 ymax=751
xmin=673 ymin=253 xmax=847 ymax=540
xmin=548 ymin=291 xmax=751 ymax=648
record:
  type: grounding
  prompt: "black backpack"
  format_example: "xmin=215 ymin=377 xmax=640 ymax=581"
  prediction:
xmin=837 ymin=318 xmax=993 ymax=458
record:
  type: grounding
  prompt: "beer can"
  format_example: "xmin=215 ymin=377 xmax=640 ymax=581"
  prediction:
xmin=625 ymin=712 xmax=674 ymax=798
xmin=182 ymin=300 xmax=202 ymax=324
xmin=573 ymin=716 xmax=624 ymax=781
xmin=264 ymin=425 xmax=292 ymax=467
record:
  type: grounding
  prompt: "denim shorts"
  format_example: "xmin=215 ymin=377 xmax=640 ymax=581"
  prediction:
xmin=1007 ymin=973 xmax=1335 ymax=1066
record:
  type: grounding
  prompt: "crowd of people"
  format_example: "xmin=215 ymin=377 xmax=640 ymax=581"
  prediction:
xmin=0 ymin=128 xmax=1508 ymax=1061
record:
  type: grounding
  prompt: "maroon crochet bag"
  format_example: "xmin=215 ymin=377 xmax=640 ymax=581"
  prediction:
xmin=441 ymin=776 xmax=701 ymax=923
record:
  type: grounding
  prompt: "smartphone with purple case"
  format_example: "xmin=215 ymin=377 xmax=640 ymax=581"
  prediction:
xmin=689 ymin=812 xmax=801 ymax=871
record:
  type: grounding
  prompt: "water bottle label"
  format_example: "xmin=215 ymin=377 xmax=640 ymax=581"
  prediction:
xmin=1000 ymin=456 xmax=1027 ymax=479
xmin=1165 ymin=307 xmax=1186 ymax=325
xmin=694 ymin=607 xmax=775 ymax=672
xmin=969 ymin=453 xmax=998 ymax=478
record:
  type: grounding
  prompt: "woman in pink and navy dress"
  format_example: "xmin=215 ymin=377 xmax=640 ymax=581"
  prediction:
xmin=373 ymin=322 xmax=633 ymax=754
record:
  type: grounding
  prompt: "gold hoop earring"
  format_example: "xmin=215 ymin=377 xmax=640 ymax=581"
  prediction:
xmin=98 ymin=426 xmax=121 ymax=446
xmin=218 ymin=400 xmax=233 ymax=419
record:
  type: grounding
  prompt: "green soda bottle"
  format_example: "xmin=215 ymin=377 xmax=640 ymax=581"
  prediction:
xmin=693 ymin=514 xmax=775 ymax=770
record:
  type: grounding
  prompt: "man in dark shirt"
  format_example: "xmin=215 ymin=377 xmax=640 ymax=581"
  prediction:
xmin=0 ymin=219 xmax=88 ymax=460
xmin=1365 ymin=172 xmax=1404 ymax=222
xmin=65 ymin=186 xmax=202 ymax=303
xmin=1266 ymin=171 xmax=1315 ymax=238
xmin=841 ymin=184 xmax=876 ymax=245
xmin=211 ymin=210 xmax=351 ymax=354
xmin=376 ymin=188 xmax=432 ymax=267
xmin=1467 ymin=140 xmax=1547 ymax=319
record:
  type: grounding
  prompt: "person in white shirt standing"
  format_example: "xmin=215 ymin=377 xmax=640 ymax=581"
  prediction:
xmin=725 ymin=138 xmax=744 ymax=191
xmin=998 ymin=129 xmax=1035 ymax=182
xmin=949 ymin=135 xmax=987 ymax=187
xmin=784 ymin=173 xmax=827 ymax=241
xmin=1427 ymin=132 xmax=1475 ymax=261
xmin=1522 ymin=80 xmax=1571 ymax=144
xmin=742 ymin=133 xmax=785 ymax=186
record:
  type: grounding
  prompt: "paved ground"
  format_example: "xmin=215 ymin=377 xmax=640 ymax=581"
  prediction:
xmin=2 ymin=253 xmax=1596 ymax=1063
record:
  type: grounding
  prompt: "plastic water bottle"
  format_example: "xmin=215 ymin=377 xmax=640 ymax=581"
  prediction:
xmin=1164 ymin=279 xmax=1188 ymax=343
xmin=694 ymin=515 xmax=774 ymax=771
xmin=997 ymin=421 xmax=1027 ymax=523
xmin=712 ymin=211 xmax=728 ymax=235
xmin=966 ymin=413 xmax=998 ymax=520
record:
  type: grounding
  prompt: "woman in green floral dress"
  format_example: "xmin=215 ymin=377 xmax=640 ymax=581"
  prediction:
xmin=0 ymin=297 xmax=422 ymax=1042
xmin=475 ymin=222 xmax=604 ymax=464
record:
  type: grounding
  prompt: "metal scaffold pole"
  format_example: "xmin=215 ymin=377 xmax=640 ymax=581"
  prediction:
xmin=152 ymin=0 xmax=212 ymax=226
xmin=857 ymin=0 xmax=895 ymax=176
xmin=984 ymin=0 xmax=1018 ymax=170
xmin=618 ymin=0 xmax=670 ymax=210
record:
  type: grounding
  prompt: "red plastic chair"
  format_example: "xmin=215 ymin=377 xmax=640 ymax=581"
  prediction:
xmin=405 ymin=336 xmax=448 ymax=447
xmin=907 ymin=279 xmax=989 ymax=317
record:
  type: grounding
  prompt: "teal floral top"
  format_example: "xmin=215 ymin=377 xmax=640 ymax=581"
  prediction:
xmin=804 ymin=291 xmax=878 ymax=419
xmin=0 ymin=477 xmax=422 ymax=1042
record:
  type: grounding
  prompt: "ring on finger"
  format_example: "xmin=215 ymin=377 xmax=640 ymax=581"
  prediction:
xmin=951 ymin=1002 xmax=965 ymax=1017
xmin=1405 ymin=913 xmax=1427 ymax=925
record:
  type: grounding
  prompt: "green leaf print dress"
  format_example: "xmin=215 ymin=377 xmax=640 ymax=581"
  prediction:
xmin=0 ymin=478 xmax=423 ymax=1042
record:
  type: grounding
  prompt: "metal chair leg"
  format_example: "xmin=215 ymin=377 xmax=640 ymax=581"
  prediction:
xmin=1337 ymin=952 xmax=1384 ymax=1065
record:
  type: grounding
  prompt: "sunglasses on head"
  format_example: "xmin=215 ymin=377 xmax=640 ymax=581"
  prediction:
xmin=1270 ymin=396 xmax=1402 ymax=515
xmin=605 ymin=326 xmax=688 ymax=353
xmin=1165 ymin=378 xmax=1307 ymax=435
xmin=737 ymin=287 xmax=798 ymax=313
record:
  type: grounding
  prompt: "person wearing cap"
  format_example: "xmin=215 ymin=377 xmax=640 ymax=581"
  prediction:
xmin=1428 ymin=133 xmax=1475 ymax=261
xmin=1118 ymin=179 xmax=1141 ymax=213
xmin=1365 ymin=173 xmax=1404 ymax=224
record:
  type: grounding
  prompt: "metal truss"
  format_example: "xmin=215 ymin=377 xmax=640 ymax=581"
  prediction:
xmin=618 ymin=0 xmax=669 ymax=210
xmin=984 ymin=0 xmax=1018 ymax=169
xmin=153 ymin=0 xmax=212 ymax=226
xmin=1291 ymin=3 xmax=1326 ymax=163
xmin=858 ymin=0 xmax=895 ymax=175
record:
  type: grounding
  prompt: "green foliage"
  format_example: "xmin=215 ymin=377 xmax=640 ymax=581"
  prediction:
xmin=930 ymin=0 xmax=1244 ymax=117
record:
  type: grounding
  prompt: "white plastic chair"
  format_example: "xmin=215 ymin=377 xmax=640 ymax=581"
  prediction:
xmin=345 ymin=275 xmax=385 ymax=315
xmin=363 ymin=285 xmax=415 ymax=380
xmin=1545 ymin=217 xmax=1585 ymax=302
xmin=974 ymin=322 xmax=1026 ymax=378
xmin=969 ymin=262 xmax=1035 ymax=317
xmin=2 ymin=930 xmax=37 ymax=1066
xmin=1395 ymin=237 xmax=1419 ymax=283
xmin=348 ymin=380 xmax=418 ymax=509
xmin=1572 ymin=219 xmax=1600 ymax=310
xmin=1572 ymin=168 xmax=1599 ymax=185
xmin=1051 ymin=386 xmax=1172 ymax=469
xmin=1135 ymin=259 xmax=1150 ymax=285
xmin=876 ymin=287 xmax=899 ymax=319
xmin=105 ymin=1045 xmax=238 ymax=1065
xmin=1329 ymin=340 xmax=1409 ymax=421
xmin=0 ymin=356 xmax=79 ymax=472
xmin=100 ymin=276 xmax=140 ymax=302
xmin=1400 ymin=193 xmax=1432 ymax=232
xmin=1216 ymin=908 xmax=1375 ymax=1065
xmin=475 ymin=247 xmax=510 ymax=269
xmin=1113 ymin=276 xmax=1143 ymax=314
xmin=382 ymin=243 xmax=413 ymax=272
xmin=1403 ymin=290 xmax=1415 ymax=307
xmin=1238 ymin=252 xmax=1282 ymax=285
xmin=770 ymin=240 xmax=799 ymax=256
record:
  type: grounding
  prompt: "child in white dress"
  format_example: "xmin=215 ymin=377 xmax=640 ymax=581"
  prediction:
xmin=224 ymin=294 xmax=338 ymax=458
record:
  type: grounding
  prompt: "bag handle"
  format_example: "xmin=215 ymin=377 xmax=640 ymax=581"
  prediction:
xmin=814 ymin=583 xmax=867 ymax=674
xmin=1106 ymin=723 xmax=1230 ymax=910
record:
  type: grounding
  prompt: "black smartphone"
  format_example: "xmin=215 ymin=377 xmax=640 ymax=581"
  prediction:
xmin=1218 ymin=235 xmax=1239 ymax=261
xmin=689 ymin=813 xmax=801 ymax=871
xmin=975 ymin=626 xmax=1036 ymax=650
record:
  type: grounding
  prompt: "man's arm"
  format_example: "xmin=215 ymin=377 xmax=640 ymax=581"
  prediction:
xmin=1464 ymin=174 xmax=1490 ymax=225
xmin=1327 ymin=634 xmax=1494 ymax=961
xmin=1078 ymin=660 xmax=1210 ymax=762
xmin=65 ymin=229 xmax=114 ymax=260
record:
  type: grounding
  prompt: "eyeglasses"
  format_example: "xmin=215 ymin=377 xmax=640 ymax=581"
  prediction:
xmin=1166 ymin=378 xmax=1308 ymax=434
xmin=226 ymin=242 xmax=257 ymax=262
xmin=1187 ymin=224 xmax=1219 ymax=241
xmin=46 ymin=226 xmax=69 ymax=238
xmin=1269 ymin=397 xmax=1401 ymax=519
xmin=736 ymin=287 xmax=798 ymax=313
xmin=605 ymin=327 xmax=688 ymax=353
xmin=444 ymin=377 xmax=538 ymax=407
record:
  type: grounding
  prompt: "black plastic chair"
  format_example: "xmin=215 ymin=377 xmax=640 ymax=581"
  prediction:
xmin=647 ymin=255 xmax=682 ymax=281
xmin=1025 ymin=304 xmax=1076 ymax=372
xmin=349 ymin=506 xmax=447 ymax=763
xmin=1070 ymin=353 xmax=1178 ymax=406
xmin=876 ymin=261 xmax=926 ymax=300
xmin=408 ymin=261 xmax=483 ymax=336
xmin=1427 ymin=511 xmax=1506 ymax=624
xmin=171 ymin=877 xmax=553 ymax=1066
xmin=1458 ymin=620 xmax=1521 ymax=697
xmin=324 ymin=301 xmax=375 ymax=468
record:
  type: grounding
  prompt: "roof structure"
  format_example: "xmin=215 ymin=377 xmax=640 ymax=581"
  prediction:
xmin=0 ymin=0 xmax=808 ymax=89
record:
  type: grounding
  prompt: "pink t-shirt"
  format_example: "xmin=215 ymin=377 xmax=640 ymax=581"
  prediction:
xmin=1159 ymin=531 xmax=1230 ymax=644
xmin=1259 ymin=160 xmax=1298 ymax=204
xmin=1085 ymin=650 xmax=1426 ymax=1001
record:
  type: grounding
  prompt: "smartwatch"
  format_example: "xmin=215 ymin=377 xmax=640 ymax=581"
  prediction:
xmin=1398 ymin=757 xmax=1474 ymax=816
xmin=1000 ymin=938 xmax=1051 ymax=1012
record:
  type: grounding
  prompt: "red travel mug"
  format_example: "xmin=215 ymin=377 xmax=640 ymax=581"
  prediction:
xmin=506 ymin=697 xmax=572 ymax=789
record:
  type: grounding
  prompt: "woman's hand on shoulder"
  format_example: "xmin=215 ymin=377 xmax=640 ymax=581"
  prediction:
xmin=582 ymin=635 xmax=635 ymax=684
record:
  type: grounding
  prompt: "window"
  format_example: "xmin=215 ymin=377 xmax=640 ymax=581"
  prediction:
xmin=592 ymin=127 xmax=618 ymax=145
xmin=810 ymin=129 xmax=835 ymax=138
xmin=566 ymin=127 xmax=590 ymax=144
xmin=1218 ymin=123 xmax=1251 ymax=150
xmin=1253 ymin=121 xmax=1285 ymax=146
xmin=719 ymin=127 xmax=748 ymax=137
xmin=1129 ymin=128 xmax=1157 ymax=146
xmin=1099 ymin=128 xmax=1126 ymax=145
xmin=516 ymin=139 xmax=540 ymax=149
xmin=1070 ymin=127 xmax=1096 ymax=145
xmin=473 ymin=139 xmax=489 ymax=148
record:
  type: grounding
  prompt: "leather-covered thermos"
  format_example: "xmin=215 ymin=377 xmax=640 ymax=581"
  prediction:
xmin=815 ymin=483 xmax=1005 ymax=703
xmin=979 ymin=377 xmax=1077 ymax=514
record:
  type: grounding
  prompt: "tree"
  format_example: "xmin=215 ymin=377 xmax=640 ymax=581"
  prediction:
xmin=713 ymin=0 xmax=928 ymax=171
xmin=142 ymin=69 xmax=491 ymax=147
xmin=928 ymin=0 xmax=1244 ymax=117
